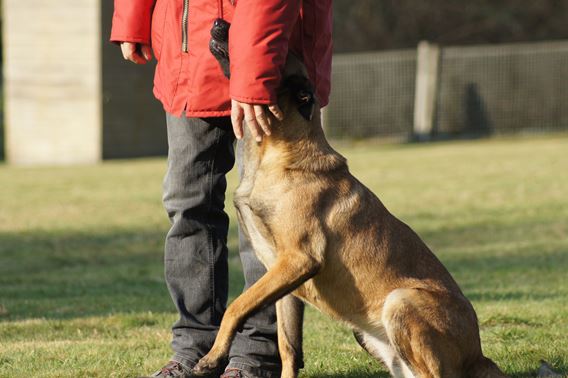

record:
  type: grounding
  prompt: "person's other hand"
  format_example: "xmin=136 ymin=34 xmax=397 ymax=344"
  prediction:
xmin=231 ymin=100 xmax=284 ymax=142
xmin=120 ymin=42 xmax=153 ymax=64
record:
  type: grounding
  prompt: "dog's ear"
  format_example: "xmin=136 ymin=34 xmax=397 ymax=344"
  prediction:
xmin=296 ymin=88 xmax=315 ymax=121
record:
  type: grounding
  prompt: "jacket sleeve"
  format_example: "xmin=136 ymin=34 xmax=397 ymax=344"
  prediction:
xmin=110 ymin=0 xmax=156 ymax=44
xmin=229 ymin=0 xmax=301 ymax=104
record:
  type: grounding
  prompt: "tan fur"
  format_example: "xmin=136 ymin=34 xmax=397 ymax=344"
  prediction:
xmin=193 ymin=56 xmax=508 ymax=378
xmin=276 ymin=295 xmax=305 ymax=377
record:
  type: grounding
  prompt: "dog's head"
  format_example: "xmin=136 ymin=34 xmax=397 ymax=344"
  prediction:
xmin=276 ymin=54 xmax=318 ymax=124
xmin=259 ymin=54 xmax=321 ymax=141
xmin=258 ymin=54 xmax=320 ymax=142
xmin=209 ymin=22 xmax=318 ymax=137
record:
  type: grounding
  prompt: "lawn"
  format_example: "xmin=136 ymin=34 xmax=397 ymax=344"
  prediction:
xmin=0 ymin=136 xmax=567 ymax=377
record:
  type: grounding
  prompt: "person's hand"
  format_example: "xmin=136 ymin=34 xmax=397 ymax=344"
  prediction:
xmin=231 ymin=100 xmax=284 ymax=142
xmin=120 ymin=42 xmax=153 ymax=64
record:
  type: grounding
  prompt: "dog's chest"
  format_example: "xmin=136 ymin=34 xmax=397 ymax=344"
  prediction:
xmin=247 ymin=217 xmax=277 ymax=268
xmin=235 ymin=194 xmax=278 ymax=268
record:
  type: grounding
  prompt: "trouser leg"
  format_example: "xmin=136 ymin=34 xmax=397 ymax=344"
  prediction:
xmin=162 ymin=115 xmax=280 ymax=376
xmin=163 ymin=114 xmax=235 ymax=368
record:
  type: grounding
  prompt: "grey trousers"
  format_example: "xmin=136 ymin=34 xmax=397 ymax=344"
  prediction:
xmin=162 ymin=114 xmax=280 ymax=377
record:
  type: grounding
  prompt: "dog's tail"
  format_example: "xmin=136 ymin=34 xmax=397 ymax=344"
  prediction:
xmin=467 ymin=356 xmax=509 ymax=378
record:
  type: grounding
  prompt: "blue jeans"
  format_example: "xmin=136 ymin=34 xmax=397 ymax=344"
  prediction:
xmin=162 ymin=114 xmax=280 ymax=377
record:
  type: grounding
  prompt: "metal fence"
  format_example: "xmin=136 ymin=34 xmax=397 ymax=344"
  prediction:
xmin=325 ymin=40 xmax=568 ymax=140
xmin=326 ymin=50 xmax=416 ymax=139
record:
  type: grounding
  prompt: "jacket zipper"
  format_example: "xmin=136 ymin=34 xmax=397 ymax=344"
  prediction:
xmin=182 ymin=0 xmax=189 ymax=52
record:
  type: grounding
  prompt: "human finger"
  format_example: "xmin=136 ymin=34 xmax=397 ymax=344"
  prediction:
xmin=141 ymin=44 xmax=153 ymax=61
xmin=243 ymin=104 xmax=262 ymax=142
xmin=120 ymin=42 xmax=135 ymax=60
xmin=254 ymin=105 xmax=271 ymax=136
xmin=121 ymin=42 xmax=146 ymax=64
xmin=231 ymin=100 xmax=244 ymax=139
xmin=268 ymin=104 xmax=284 ymax=121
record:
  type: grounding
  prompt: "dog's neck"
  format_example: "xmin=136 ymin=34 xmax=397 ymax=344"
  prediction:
xmin=242 ymin=111 xmax=347 ymax=174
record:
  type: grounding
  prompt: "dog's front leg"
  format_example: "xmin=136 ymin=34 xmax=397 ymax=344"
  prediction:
xmin=192 ymin=253 xmax=320 ymax=376
xmin=277 ymin=295 xmax=305 ymax=378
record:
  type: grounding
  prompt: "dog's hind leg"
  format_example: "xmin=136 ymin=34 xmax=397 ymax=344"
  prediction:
xmin=277 ymin=295 xmax=305 ymax=378
xmin=354 ymin=330 xmax=415 ymax=378
xmin=381 ymin=288 xmax=473 ymax=378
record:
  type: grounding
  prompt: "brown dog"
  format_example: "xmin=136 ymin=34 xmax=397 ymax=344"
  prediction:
xmin=192 ymin=55 xmax=508 ymax=378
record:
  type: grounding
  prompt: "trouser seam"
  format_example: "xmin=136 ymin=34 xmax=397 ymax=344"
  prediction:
xmin=208 ymin=126 xmax=222 ymax=325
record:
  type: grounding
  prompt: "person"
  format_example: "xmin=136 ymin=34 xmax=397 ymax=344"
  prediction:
xmin=110 ymin=1 xmax=332 ymax=377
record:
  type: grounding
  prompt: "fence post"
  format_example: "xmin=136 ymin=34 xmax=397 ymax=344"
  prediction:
xmin=413 ymin=41 xmax=441 ymax=141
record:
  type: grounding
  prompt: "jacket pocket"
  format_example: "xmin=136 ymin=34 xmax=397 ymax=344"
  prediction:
xmin=151 ymin=0 xmax=169 ymax=60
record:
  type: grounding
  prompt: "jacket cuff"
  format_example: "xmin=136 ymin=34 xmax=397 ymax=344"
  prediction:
xmin=110 ymin=0 xmax=153 ymax=46
xmin=109 ymin=35 xmax=150 ymax=45
xmin=230 ymin=86 xmax=277 ymax=105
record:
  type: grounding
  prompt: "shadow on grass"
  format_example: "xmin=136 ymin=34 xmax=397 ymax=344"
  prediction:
xmin=2 ymin=219 xmax=567 ymax=321
xmin=0 ymin=227 xmax=244 ymax=321
xmin=511 ymin=370 xmax=567 ymax=378
xmin=1 ymin=222 xmax=566 ymax=377
xmin=440 ymin=247 xmax=568 ymax=303
xmin=307 ymin=372 xmax=388 ymax=378
xmin=1 ymin=212 xmax=566 ymax=320
xmin=303 ymin=364 xmax=563 ymax=378
xmin=305 ymin=368 xmax=566 ymax=378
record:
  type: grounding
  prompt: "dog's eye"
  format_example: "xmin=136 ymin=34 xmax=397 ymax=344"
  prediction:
xmin=296 ymin=90 xmax=313 ymax=104
xmin=296 ymin=90 xmax=315 ymax=121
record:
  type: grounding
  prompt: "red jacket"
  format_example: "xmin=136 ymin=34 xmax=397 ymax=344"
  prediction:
xmin=111 ymin=0 xmax=333 ymax=117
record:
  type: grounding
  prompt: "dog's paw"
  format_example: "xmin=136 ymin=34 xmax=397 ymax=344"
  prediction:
xmin=281 ymin=366 xmax=299 ymax=378
xmin=192 ymin=355 xmax=221 ymax=376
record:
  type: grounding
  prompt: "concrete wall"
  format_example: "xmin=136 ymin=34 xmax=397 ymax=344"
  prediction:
xmin=3 ymin=0 xmax=167 ymax=165
xmin=100 ymin=0 xmax=167 ymax=160
xmin=3 ymin=0 xmax=101 ymax=165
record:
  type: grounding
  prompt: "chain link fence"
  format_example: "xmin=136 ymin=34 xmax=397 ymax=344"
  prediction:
xmin=325 ymin=40 xmax=568 ymax=140
xmin=325 ymin=50 xmax=416 ymax=139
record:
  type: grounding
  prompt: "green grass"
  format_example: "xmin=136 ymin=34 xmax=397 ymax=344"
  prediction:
xmin=1 ymin=135 xmax=567 ymax=377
